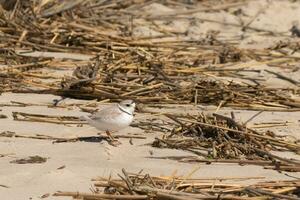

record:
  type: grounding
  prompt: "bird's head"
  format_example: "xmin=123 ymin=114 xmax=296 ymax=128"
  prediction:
xmin=119 ymin=99 xmax=136 ymax=115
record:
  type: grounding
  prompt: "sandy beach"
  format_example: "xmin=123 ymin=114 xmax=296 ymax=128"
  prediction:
xmin=1 ymin=0 xmax=300 ymax=199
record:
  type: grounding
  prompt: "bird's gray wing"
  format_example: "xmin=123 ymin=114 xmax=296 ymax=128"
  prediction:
xmin=89 ymin=105 xmax=122 ymax=122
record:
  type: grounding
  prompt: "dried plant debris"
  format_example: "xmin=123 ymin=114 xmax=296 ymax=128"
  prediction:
xmin=53 ymin=169 xmax=300 ymax=200
xmin=0 ymin=72 xmax=23 ymax=93
xmin=10 ymin=155 xmax=47 ymax=164
xmin=13 ymin=72 xmax=300 ymax=110
xmin=0 ymin=114 xmax=7 ymax=118
xmin=290 ymin=25 xmax=300 ymax=38
xmin=61 ymin=61 xmax=100 ymax=89
xmin=12 ymin=112 xmax=81 ymax=124
xmin=0 ymin=1 xmax=299 ymax=110
xmin=180 ymin=80 xmax=300 ymax=110
xmin=0 ymin=0 xmax=17 ymax=11
xmin=215 ymin=46 xmax=245 ymax=64
xmin=152 ymin=112 xmax=300 ymax=172
xmin=0 ymin=131 xmax=146 ymax=143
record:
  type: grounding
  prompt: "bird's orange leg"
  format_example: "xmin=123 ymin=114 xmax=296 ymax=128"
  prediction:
xmin=105 ymin=130 xmax=121 ymax=146
xmin=105 ymin=130 xmax=116 ymax=141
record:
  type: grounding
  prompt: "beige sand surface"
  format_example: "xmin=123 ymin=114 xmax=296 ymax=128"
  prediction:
xmin=1 ymin=0 xmax=300 ymax=199
xmin=1 ymin=93 xmax=300 ymax=200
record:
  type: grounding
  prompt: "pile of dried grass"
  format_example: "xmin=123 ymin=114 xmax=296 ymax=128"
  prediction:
xmin=53 ymin=169 xmax=300 ymax=200
xmin=0 ymin=0 xmax=299 ymax=110
xmin=152 ymin=112 xmax=300 ymax=172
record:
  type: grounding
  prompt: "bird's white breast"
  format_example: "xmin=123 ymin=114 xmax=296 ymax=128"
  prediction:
xmin=88 ymin=112 xmax=133 ymax=132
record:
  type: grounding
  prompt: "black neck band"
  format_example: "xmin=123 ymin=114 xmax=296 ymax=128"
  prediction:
xmin=118 ymin=104 xmax=132 ymax=116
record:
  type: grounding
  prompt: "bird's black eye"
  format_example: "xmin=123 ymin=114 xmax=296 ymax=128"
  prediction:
xmin=126 ymin=104 xmax=130 ymax=107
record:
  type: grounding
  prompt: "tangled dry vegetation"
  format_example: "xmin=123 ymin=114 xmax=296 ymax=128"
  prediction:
xmin=3 ymin=107 xmax=300 ymax=172
xmin=0 ymin=0 xmax=299 ymax=169
xmin=0 ymin=0 xmax=300 ymax=110
xmin=1 ymin=0 xmax=300 ymax=198
xmin=53 ymin=169 xmax=300 ymax=200
xmin=152 ymin=112 xmax=300 ymax=172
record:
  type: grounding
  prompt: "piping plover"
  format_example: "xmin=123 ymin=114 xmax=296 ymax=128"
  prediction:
xmin=81 ymin=100 xmax=136 ymax=144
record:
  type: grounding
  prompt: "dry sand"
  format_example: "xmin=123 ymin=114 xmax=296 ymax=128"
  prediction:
xmin=1 ymin=93 xmax=300 ymax=200
xmin=1 ymin=0 xmax=300 ymax=199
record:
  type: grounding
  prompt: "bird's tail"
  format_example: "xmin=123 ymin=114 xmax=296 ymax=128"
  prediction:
xmin=79 ymin=115 xmax=88 ymax=121
xmin=80 ymin=115 xmax=94 ymax=126
xmin=71 ymin=116 xmax=96 ymax=135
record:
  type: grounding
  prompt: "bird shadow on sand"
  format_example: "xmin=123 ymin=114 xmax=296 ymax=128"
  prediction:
xmin=52 ymin=136 xmax=122 ymax=146
xmin=53 ymin=136 xmax=106 ymax=143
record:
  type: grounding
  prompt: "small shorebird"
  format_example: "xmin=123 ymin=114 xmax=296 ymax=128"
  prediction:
xmin=81 ymin=100 xmax=136 ymax=145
